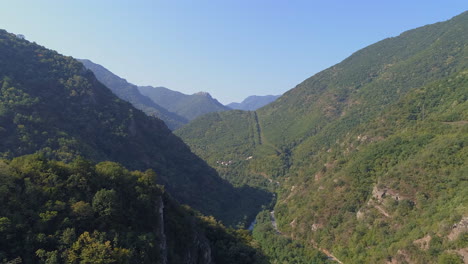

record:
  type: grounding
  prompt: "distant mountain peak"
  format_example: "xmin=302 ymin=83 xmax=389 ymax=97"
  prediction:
xmin=194 ymin=91 xmax=212 ymax=98
xmin=139 ymin=87 xmax=229 ymax=121
xmin=227 ymin=94 xmax=281 ymax=111
xmin=78 ymin=59 xmax=187 ymax=130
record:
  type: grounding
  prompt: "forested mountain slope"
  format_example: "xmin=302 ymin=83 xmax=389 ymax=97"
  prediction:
xmin=79 ymin=59 xmax=187 ymax=130
xmin=0 ymin=154 xmax=268 ymax=264
xmin=177 ymin=11 xmax=468 ymax=263
xmin=138 ymin=86 xmax=229 ymax=121
xmin=0 ymin=29 xmax=269 ymax=227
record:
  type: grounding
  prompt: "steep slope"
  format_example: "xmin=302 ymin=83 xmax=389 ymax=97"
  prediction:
xmin=177 ymin=11 xmax=468 ymax=263
xmin=0 ymin=29 xmax=270 ymax=227
xmin=227 ymin=95 xmax=280 ymax=111
xmin=138 ymin=86 xmax=229 ymax=121
xmin=0 ymin=154 xmax=268 ymax=264
xmin=79 ymin=59 xmax=187 ymax=130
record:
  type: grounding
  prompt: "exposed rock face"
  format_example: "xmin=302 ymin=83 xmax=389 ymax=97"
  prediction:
xmin=386 ymin=250 xmax=414 ymax=264
xmin=160 ymin=195 xmax=214 ymax=264
xmin=413 ymin=235 xmax=431 ymax=251
xmin=157 ymin=196 xmax=168 ymax=264
xmin=448 ymin=216 xmax=468 ymax=241
xmin=184 ymin=230 xmax=213 ymax=264
xmin=372 ymin=185 xmax=408 ymax=202
xmin=453 ymin=248 xmax=468 ymax=263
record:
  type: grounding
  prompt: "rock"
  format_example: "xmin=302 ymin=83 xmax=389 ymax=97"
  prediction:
xmin=413 ymin=235 xmax=431 ymax=250
xmin=448 ymin=216 xmax=468 ymax=241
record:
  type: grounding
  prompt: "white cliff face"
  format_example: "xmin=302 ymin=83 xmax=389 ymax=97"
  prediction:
xmin=157 ymin=195 xmax=214 ymax=264
xmin=157 ymin=196 xmax=168 ymax=264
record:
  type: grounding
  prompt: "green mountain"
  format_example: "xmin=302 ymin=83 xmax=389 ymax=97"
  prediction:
xmin=138 ymin=86 xmax=230 ymax=121
xmin=177 ymin=11 xmax=468 ymax=263
xmin=0 ymin=154 xmax=267 ymax=263
xmin=0 ymin=29 xmax=270 ymax=228
xmin=78 ymin=59 xmax=187 ymax=130
xmin=227 ymin=95 xmax=281 ymax=111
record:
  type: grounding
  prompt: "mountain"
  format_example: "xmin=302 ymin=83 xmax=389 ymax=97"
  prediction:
xmin=227 ymin=95 xmax=280 ymax=111
xmin=177 ymin=11 xmax=468 ymax=263
xmin=0 ymin=29 xmax=270 ymax=228
xmin=0 ymin=154 xmax=268 ymax=263
xmin=138 ymin=86 xmax=230 ymax=121
xmin=78 ymin=59 xmax=187 ymax=130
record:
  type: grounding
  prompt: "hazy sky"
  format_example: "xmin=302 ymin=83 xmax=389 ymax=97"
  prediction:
xmin=1 ymin=1 xmax=466 ymax=103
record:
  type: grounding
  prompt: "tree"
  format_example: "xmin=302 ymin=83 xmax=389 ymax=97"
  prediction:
xmin=67 ymin=231 xmax=129 ymax=264
xmin=92 ymin=189 xmax=119 ymax=218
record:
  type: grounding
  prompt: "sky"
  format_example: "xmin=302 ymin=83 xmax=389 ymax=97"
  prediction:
xmin=1 ymin=1 xmax=467 ymax=104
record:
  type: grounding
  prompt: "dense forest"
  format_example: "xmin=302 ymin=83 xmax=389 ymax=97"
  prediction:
xmin=177 ymin=11 xmax=468 ymax=263
xmin=0 ymin=154 xmax=268 ymax=263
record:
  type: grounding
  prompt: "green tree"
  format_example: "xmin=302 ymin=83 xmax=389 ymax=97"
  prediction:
xmin=92 ymin=189 xmax=119 ymax=218
xmin=67 ymin=231 xmax=130 ymax=264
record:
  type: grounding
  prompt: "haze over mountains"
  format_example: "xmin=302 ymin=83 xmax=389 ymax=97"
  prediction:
xmin=80 ymin=59 xmax=231 ymax=129
xmin=81 ymin=60 xmax=279 ymax=128
xmin=138 ymin=86 xmax=229 ymax=121
xmin=79 ymin=59 xmax=188 ymax=130
xmin=0 ymin=9 xmax=467 ymax=264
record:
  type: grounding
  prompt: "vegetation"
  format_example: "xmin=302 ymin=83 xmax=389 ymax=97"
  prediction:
xmin=252 ymin=211 xmax=331 ymax=264
xmin=178 ymin=11 xmax=468 ymax=263
xmin=138 ymin=86 xmax=229 ymax=121
xmin=0 ymin=154 xmax=268 ymax=263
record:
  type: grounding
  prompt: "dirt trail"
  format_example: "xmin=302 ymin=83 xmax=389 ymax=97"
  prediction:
xmin=310 ymin=240 xmax=344 ymax=264
xmin=270 ymin=211 xmax=344 ymax=263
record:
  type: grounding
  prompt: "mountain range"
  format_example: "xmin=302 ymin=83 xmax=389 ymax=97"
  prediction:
xmin=177 ymin=11 xmax=468 ymax=263
xmin=80 ymin=59 xmax=277 ymax=127
xmin=78 ymin=59 xmax=188 ymax=130
xmin=138 ymin=86 xmax=229 ymax=121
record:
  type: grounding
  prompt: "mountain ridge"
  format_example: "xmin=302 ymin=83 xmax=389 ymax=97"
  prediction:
xmin=227 ymin=95 xmax=281 ymax=111
xmin=138 ymin=85 xmax=230 ymax=121
xmin=78 ymin=59 xmax=188 ymax=130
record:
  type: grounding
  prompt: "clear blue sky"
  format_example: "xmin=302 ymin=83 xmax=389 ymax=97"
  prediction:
xmin=1 ymin=1 xmax=466 ymax=104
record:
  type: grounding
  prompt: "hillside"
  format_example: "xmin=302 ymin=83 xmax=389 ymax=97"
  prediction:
xmin=177 ymin=11 xmax=468 ymax=263
xmin=0 ymin=29 xmax=270 ymax=227
xmin=227 ymin=95 xmax=280 ymax=111
xmin=138 ymin=86 xmax=229 ymax=121
xmin=0 ymin=154 xmax=268 ymax=263
xmin=78 ymin=59 xmax=187 ymax=130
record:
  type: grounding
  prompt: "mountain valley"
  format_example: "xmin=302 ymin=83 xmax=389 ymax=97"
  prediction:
xmin=1 ymin=9 xmax=467 ymax=264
